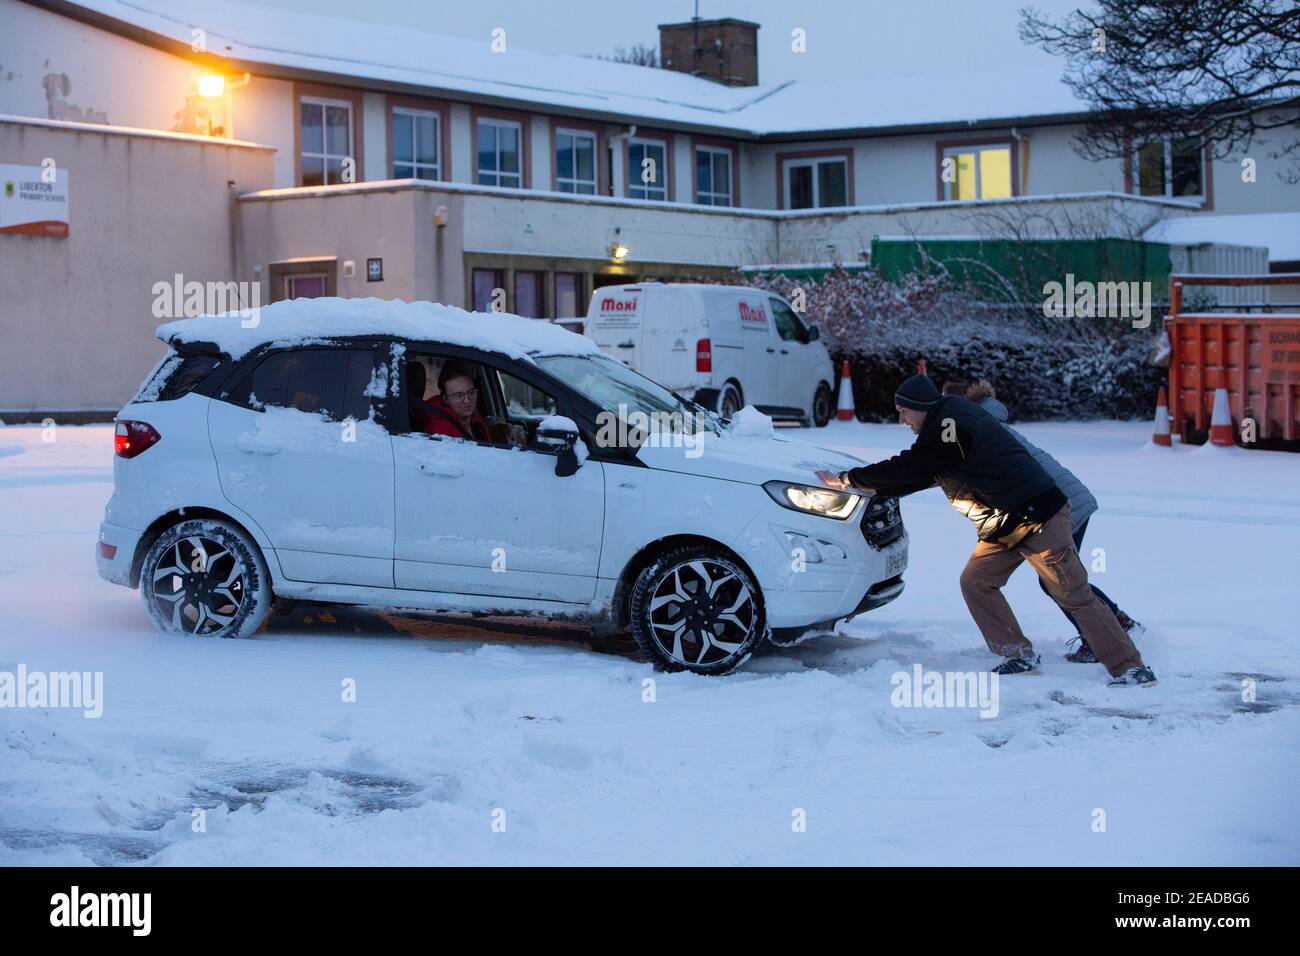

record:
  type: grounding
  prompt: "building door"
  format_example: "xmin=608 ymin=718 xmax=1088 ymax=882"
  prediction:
xmin=285 ymin=273 xmax=328 ymax=299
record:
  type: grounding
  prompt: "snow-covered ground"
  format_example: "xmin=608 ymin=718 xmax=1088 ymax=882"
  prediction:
xmin=1 ymin=420 xmax=1297 ymax=865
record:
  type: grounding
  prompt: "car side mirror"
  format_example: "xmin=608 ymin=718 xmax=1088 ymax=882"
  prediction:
xmin=806 ymin=324 xmax=820 ymax=342
xmin=536 ymin=416 xmax=581 ymax=477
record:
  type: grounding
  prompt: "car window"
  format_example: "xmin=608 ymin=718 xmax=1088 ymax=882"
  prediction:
xmin=134 ymin=351 xmax=223 ymax=403
xmin=227 ymin=348 xmax=375 ymax=421
xmin=497 ymin=369 xmax=557 ymax=421
xmin=404 ymin=353 xmax=559 ymax=450
xmin=770 ymin=298 xmax=808 ymax=343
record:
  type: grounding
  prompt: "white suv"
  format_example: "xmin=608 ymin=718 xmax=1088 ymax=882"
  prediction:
xmin=97 ymin=298 xmax=907 ymax=675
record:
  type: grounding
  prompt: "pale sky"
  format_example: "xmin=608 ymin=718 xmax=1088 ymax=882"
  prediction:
xmin=258 ymin=0 xmax=1085 ymax=84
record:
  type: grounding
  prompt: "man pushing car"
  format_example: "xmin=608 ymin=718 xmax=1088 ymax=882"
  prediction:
xmin=817 ymin=373 xmax=1156 ymax=686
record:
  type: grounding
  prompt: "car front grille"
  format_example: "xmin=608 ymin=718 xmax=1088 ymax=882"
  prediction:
xmin=861 ymin=495 xmax=904 ymax=549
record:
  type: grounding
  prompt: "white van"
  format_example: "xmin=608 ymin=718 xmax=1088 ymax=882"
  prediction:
xmin=585 ymin=283 xmax=836 ymax=426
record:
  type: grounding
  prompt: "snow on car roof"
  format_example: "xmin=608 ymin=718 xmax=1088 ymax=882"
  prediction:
xmin=156 ymin=297 xmax=600 ymax=361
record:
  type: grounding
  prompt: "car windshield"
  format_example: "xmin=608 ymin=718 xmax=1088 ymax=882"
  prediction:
xmin=535 ymin=353 xmax=719 ymax=438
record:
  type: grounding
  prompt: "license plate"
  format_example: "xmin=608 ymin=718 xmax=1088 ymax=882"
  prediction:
xmin=885 ymin=549 xmax=908 ymax=577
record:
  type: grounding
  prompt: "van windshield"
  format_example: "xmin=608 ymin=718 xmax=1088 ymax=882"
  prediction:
xmin=535 ymin=353 xmax=720 ymax=437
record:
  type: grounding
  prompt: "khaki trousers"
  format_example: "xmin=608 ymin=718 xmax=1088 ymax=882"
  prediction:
xmin=958 ymin=504 xmax=1143 ymax=677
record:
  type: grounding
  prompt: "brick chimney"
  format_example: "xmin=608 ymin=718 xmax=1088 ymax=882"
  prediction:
xmin=658 ymin=17 xmax=760 ymax=87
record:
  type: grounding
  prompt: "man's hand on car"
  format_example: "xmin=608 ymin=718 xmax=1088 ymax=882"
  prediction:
xmin=817 ymin=469 xmax=862 ymax=492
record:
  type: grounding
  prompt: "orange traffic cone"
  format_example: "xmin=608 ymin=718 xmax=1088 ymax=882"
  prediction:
xmin=1152 ymin=386 xmax=1172 ymax=446
xmin=1209 ymin=368 xmax=1234 ymax=447
xmin=917 ymin=358 xmax=927 ymax=375
xmin=836 ymin=360 xmax=855 ymax=421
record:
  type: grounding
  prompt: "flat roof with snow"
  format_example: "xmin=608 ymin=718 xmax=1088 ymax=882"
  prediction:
xmin=1143 ymin=213 xmax=1300 ymax=263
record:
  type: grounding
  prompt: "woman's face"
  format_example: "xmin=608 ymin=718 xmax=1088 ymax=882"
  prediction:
xmin=442 ymin=374 xmax=478 ymax=420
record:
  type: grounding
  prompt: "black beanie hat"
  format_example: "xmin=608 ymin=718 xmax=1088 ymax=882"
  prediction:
xmin=894 ymin=373 xmax=940 ymax=411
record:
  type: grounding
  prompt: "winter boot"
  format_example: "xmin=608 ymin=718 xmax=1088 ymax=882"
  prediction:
xmin=1116 ymin=610 xmax=1144 ymax=636
xmin=993 ymin=654 xmax=1041 ymax=675
xmin=1108 ymin=665 xmax=1158 ymax=687
xmin=1065 ymin=636 xmax=1098 ymax=663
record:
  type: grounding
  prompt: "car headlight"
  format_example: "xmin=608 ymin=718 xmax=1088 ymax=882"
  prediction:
xmin=763 ymin=480 xmax=861 ymax=520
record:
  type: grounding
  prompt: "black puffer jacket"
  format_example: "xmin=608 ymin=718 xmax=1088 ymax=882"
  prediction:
xmin=845 ymin=396 xmax=1066 ymax=543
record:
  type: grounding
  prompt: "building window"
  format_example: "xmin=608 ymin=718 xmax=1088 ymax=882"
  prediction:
xmin=785 ymin=157 xmax=848 ymax=209
xmin=628 ymin=137 xmax=669 ymax=200
xmin=556 ymin=129 xmax=597 ymax=194
xmin=941 ymin=144 xmax=1012 ymax=201
xmin=1135 ymin=137 xmax=1203 ymax=198
xmin=392 ymin=109 xmax=440 ymax=180
xmin=554 ymin=273 xmax=584 ymax=317
xmin=514 ymin=271 xmax=545 ymax=318
xmin=477 ymin=119 xmax=522 ymax=188
xmin=696 ymin=146 xmax=733 ymax=206
xmin=472 ymin=269 xmax=504 ymax=312
xmin=300 ymin=98 xmax=353 ymax=187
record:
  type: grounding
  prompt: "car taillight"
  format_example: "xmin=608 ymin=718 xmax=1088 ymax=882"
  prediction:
xmin=115 ymin=420 xmax=161 ymax=459
xmin=696 ymin=338 xmax=712 ymax=373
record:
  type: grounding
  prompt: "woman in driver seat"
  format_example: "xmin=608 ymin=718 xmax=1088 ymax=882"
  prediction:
xmin=423 ymin=360 xmax=491 ymax=442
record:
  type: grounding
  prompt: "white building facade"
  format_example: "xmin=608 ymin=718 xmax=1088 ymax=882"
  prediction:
xmin=1 ymin=0 xmax=1296 ymax=414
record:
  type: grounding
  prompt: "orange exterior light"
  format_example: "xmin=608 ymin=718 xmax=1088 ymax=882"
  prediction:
xmin=198 ymin=74 xmax=225 ymax=98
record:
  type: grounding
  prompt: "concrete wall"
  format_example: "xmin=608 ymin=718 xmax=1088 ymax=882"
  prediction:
xmin=460 ymin=191 xmax=777 ymax=267
xmin=231 ymin=76 xmax=295 ymax=187
xmin=0 ymin=119 xmax=274 ymax=412
xmin=1 ymin=0 xmax=197 ymax=131
xmin=773 ymin=193 xmax=1190 ymax=265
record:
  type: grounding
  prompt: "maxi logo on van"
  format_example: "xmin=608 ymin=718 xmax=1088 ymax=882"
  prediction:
xmin=738 ymin=302 xmax=768 ymax=327
xmin=600 ymin=297 xmax=637 ymax=313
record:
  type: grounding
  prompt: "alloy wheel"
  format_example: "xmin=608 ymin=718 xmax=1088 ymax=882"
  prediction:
xmin=150 ymin=535 xmax=246 ymax=635
xmin=647 ymin=559 xmax=756 ymax=668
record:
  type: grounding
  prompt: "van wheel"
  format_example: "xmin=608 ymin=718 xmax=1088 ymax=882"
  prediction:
xmin=812 ymin=383 xmax=833 ymax=427
xmin=628 ymin=545 xmax=765 ymax=675
xmin=718 ymin=382 xmax=743 ymax=419
xmin=140 ymin=519 xmax=272 ymax=639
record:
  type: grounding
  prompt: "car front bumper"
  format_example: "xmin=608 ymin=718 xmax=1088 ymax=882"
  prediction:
xmin=732 ymin=496 xmax=908 ymax=631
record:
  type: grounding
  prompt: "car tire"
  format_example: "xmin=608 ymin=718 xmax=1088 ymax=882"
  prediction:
xmin=717 ymin=382 xmax=743 ymax=420
xmin=628 ymin=544 xmax=765 ymax=675
xmin=812 ymin=382 xmax=833 ymax=428
xmin=140 ymin=518 xmax=272 ymax=639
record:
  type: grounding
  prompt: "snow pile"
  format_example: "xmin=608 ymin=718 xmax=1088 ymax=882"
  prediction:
xmin=727 ymin=405 xmax=774 ymax=437
xmin=157 ymin=297 xmax=600 ymax=361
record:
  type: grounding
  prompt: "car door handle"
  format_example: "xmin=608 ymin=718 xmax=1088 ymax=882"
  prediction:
xmin=780 ymin=349 xmax=789 ymax=354
xmin=766 ymin=347 xmax=776 ymax=353
xmin=617 ymin=341 xmax=635 ymax=349
xmin=417 ymin=461 xmax=464 ymax=479
xmin=234 ymin=437 xmax=281 ymax=455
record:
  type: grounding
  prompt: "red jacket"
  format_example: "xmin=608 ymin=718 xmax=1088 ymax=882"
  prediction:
xmin=422 ymin=394 xmax=491 ymax=442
